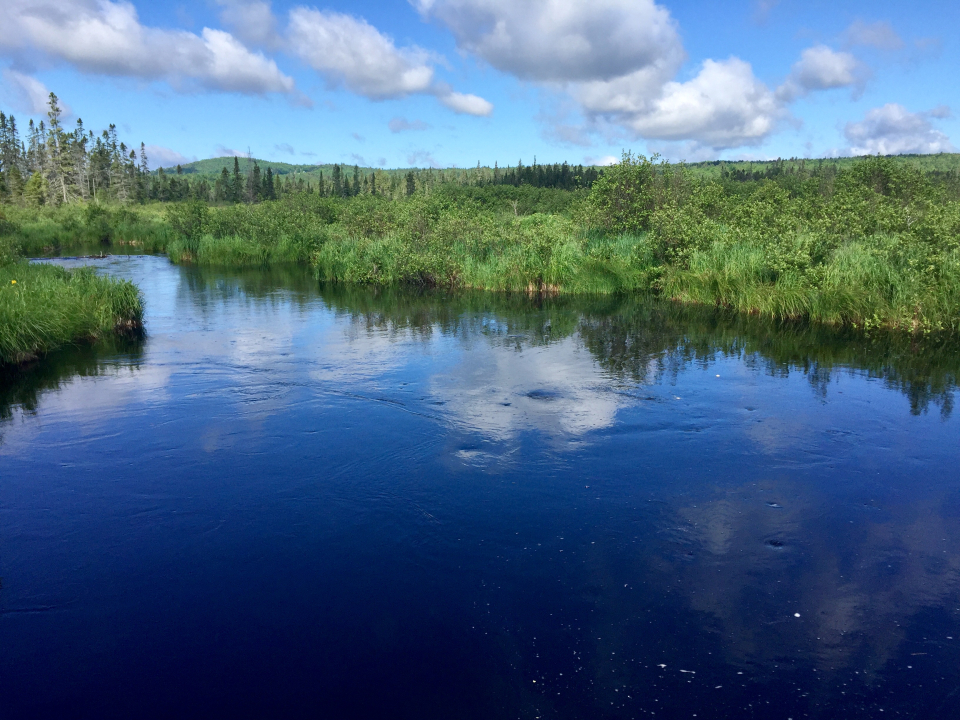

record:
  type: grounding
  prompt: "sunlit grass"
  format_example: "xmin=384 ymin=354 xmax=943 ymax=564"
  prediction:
xmin=0 ymin=262 xmax=143 ymax=365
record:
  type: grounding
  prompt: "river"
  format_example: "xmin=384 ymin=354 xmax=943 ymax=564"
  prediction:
xmin=2 ymin=255 xmax=959 ymax=718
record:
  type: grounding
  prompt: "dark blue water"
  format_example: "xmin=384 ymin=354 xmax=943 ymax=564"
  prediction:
xmin=2 ymin=256 xmax=959 ymax=719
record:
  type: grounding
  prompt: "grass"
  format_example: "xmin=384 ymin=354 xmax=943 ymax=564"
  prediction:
xmin=3 ymin=154 xmax=960 ymax=333
xmin=0 ymin=261 xmax=143 ymax=365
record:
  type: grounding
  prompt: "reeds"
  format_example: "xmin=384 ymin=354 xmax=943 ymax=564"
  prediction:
xmin=0 ymin=262 xmax=143 ymax=365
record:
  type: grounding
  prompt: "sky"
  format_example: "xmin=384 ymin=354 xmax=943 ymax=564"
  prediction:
xmin=0 ymin=0 xmax=957 ymax=169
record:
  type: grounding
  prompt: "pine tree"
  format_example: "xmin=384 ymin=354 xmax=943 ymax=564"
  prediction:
xmin=405 ymin=171 xmax=416 ymax=197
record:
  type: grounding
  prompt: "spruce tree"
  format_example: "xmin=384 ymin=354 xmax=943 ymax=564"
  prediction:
xmin=232 ymin=157 xmax=243 ymax=203
xmin=332 ymin=164 xmax=342 ymax=197
xmin=264 ymin=167 xmax=275 ymax=200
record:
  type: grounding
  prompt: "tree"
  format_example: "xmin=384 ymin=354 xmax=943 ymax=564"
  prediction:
xmin=332 ymin=164 xmax=343 ymax=197
xmin=405 ymin=171 xmax=416 ymax=197
xmin=264 ymin=167 xmax=276 ymax=200
xmin=23 ymin=172 xmax=48 ymax=206
xmin=218 ymin=167 xmax=230 ymax=202
xmin=231 ymin=157 xmax=243 ymax=203
xmin=46 ymin=92 xmax=74 ymax=204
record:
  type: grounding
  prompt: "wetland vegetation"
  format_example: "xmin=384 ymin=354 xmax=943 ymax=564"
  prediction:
xmin=3 ymin=93 xmax=960 ymax=367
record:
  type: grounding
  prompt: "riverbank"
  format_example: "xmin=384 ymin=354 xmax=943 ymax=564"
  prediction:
xmin=0 ymin=260 xmax=143 ymax=366
xmin=3 ymin=155 xmax=959 ymax=332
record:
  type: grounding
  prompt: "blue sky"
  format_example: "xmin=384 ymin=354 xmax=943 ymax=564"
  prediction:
xmin=1 ymin=0 xmax=957 ymax=169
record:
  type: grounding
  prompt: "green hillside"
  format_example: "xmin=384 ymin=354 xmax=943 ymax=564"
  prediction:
xmin=686 ymin=152 xmax=960 ymax=180
xmin=170 ymin=157 xmax=423 ymax=178
xmin=168 ymin=152 xmax=960 ymax=182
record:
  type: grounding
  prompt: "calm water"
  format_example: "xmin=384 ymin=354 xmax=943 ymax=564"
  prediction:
xmin=2 ymin=256 xmax=959 ymax=719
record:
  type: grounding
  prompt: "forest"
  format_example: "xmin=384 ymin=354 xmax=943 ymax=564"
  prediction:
xmin=2 ymin=93 xmax=960 ymax=364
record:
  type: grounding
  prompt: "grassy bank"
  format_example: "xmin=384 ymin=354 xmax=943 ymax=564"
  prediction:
xmin=3 ymin=155 xmax=959 ymax=332
xmin=0 ymin=261 xmax=143 ymax=365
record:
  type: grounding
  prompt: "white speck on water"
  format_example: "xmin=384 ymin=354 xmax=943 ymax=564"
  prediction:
xmin=794 ymin=613 xmax=801 ymax=618
xmin=658 ymin=664 xmax=667 ymax=669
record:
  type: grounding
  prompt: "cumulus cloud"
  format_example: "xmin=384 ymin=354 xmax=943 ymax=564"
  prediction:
xmin=215 ymin=0 xmax=280 ymax=49
xmin=777 ymin=45 xmax=867 ymax=101
xmin=389 ymin=117 xmax=431 ymax=133
xmin=144 ymin=144 xmax=194 ymax=170
xmin=416 ymin=0 xmax=785 ymax=152
xmin=844 ymin=104 xmax=955 ymax=156
xmin=287 ymin=8 xmax=491 ymax=115
xmin=580 ymin=58 xmax=784 ymax=151
xmin=288 ymin=8 xmax=433 ymax=99
xmin=413 ymin=0 xmax=683 ymax=83
xmin=844 ymin=20 xmax=904 ymax=51
xmin=1 ymin=69 xmax=69 ymax=115
xmin=0 ymin=0 xmax=295 ymax=96
xmin=438 ymin=90 xmax=493 ymax=116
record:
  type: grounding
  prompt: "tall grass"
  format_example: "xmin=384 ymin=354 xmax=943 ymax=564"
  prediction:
xmin=0 ymin=262 xmax=143 ymax=365
xmin=2 ymin=154 xmax=960 ymax=332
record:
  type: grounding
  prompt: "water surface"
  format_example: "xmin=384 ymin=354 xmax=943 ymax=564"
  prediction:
xmin=2 ymin=256 xmax=959 ymax=719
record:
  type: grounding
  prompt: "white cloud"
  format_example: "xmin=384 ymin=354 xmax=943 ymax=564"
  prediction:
xmin=438 ymin=90 xmax=493 ymax=116
xmin=413 ymin=0 xmax=683 ymax=83
xmin=777 ymin=45 xmax=867 ymax=101
xmin=584 ymin=155 xmax=619 ymax=166
xmin=416 ymin=0 xmax=784 ymax=152
xmin=275 ymin=142 xmax=295 ymax=154
xmin=288 ymin=8 xmax=434 ymax=99
xmin=844 ymin=20 xmax=904 ymax=51
xmin=215 ymin=145 xmax=249 ymax=158
xmin=389 ymin=117 xmax=432 ymax=133
xmin=752 ymin=0 xmax=780 ymax=24
xmin=215 ymin=0 xmax=280 ymax=49
xmin=928 ymin=105 xmax=952 ymax=120
xmin=407 ymin=149 xmax=440 ymax=167
xmin=580 ymin=58 xmax=784 ymax=152
xmin=144 ymin=144 xmax=193 ymax=170
xmin=844 ymin=104 xmax=955 ymax=156
xmin=1 ymin=69 xmax=69 ymax=115
xmin=287 ymin=8 xmax=493 ymax=115
xmin=0 ymin=0 xmax=295 ymax=96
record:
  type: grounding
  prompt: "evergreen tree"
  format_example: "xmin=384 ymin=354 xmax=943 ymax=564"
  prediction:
xmin=405 ymin=171 xmax=416 ymax=197
xmin=264 ymin=167 xmax=276 ymax=200
xmin=332 ymin=164 xmax=343 ymax=197
xmin=219 ymin=167 xmax=230 ymax=202
xmin=231 ymin=157 xmax=243 ymax=203
xmin=46 ymin=93 xmax=74 ymax=204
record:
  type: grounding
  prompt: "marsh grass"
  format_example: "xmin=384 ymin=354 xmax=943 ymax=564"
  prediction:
xmin=2 ymin=155 xmax=960 ymax=332
xmin=0 ymin=262 xmax=143 ymax=365
xmin=661 ymin=237 xmax=960 ymax=332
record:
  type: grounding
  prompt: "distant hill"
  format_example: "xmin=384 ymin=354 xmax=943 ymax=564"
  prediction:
xmin=161 ymin=152 xmax=960 ymax=179
xmin=167 ymin=157 xmax=327 ymax=176
xmin=159 ymin=156 xmax=610 ymax=177
xmin=687 ymin=152 xmax=960 ymax=179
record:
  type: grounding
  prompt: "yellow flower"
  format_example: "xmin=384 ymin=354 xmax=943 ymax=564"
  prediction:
xmin=10 ymin=280 xmax=15 ymax=284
